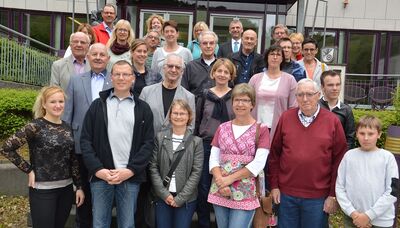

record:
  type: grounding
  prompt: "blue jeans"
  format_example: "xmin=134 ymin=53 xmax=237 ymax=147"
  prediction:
xmin=279 ymin=192 xmax=328 ymax=228
xmin=155 ymin=199 xmax=197 ymax=228
xmin=197 ymin=141 xmax=213 ymax=228
xmin=90 ymin=180 xmax=140 ymax=228
xmin=213 ymin=204 xmax=255 ymax=228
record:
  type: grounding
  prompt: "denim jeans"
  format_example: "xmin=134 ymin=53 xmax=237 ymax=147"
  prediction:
xmin=213 ymin=204 xmax=255 ymax=228
xmin=196 ymin=141 xmax=213 ymax=228
xmin=279 ymin=192 xmax=328 ymax=228
xmin=90 ymin=180 xmax=140 ymax=228
xmin=155 ymin=199 xmax=197 ymax=228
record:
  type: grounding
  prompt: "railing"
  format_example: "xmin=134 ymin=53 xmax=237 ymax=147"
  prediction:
xmin=344 ymin=73 xmax=400 ymax=110
xmin=0 ymin=24 xmax=59 ymax=86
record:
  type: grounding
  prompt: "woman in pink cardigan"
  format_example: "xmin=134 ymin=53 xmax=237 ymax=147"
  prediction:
xmin=249 ymin=45 xmax=297 ymax=140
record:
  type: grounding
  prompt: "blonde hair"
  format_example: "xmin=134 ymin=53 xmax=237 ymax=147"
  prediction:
xmin=193 ymin=21 xmax=209 ymax=39
xmin=210 ymin=58 xmax=236 ymax=82
xmin=106 ymin=19 xmax=135 ymax=48
xmin=168 ymin=99 xmax=194 ymax=126
xmin=289 ymin=32 xmax=304 ymax=43
xmin=33 ymin=86 xmax=65 ymax=119
xmin=146 ymin=14 xmax=165 ymax=33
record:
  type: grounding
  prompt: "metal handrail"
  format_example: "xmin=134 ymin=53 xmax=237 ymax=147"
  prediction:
xmin=0 ymin=24 xmax=59 ymax=54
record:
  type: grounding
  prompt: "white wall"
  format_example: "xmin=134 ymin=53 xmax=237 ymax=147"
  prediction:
xmin=286 ymin=0 xmax=400 ymax=31
xmin=0 ymin=0 xmax=116 ymax=14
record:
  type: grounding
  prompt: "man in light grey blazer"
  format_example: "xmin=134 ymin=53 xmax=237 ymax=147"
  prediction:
xmin=62 ymin=43 xmax=111 ymax=228
xmin=140 ymin=53 xmax=195 ymax=134
xmin=50 ymin=32 xmax=90 ymax=90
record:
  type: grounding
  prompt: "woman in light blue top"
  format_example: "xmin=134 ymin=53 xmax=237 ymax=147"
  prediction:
xmin=187 ymin=21 xmax=219 ymax=60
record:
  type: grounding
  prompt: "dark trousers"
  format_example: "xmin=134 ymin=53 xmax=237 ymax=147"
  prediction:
xmin=196 ymin=141 xmax=214 ymax=228
xmin=29 ymin=184 xmax=74 ymax=228
xmin=76 ymin=155 xmax=92 ymax=228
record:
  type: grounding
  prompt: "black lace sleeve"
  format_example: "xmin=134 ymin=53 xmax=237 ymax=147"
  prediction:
xmin=70 ymin=150 xmax=82 ymax=188
xmin=0 ymin=122 xmax=38 ymax=173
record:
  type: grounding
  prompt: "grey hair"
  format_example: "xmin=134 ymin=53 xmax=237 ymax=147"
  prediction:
xmin=88 ymin=43 xmax=108 ymax=56
xmin=198 ymin=30 xmax=218 ymax=43
xmin=165 ymin=53 xmax=185 ymax=70
xmin=70 ymin=32 xmax=91 ymax=44
xmin=145 ymin=29 xmax=161 ymax=41
xmin=297 ymin=78 xmax=320 ymax=92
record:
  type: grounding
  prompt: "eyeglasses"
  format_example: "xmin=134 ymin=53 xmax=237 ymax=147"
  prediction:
xmin=71 ymin=40 xmax=88 ymax=45
xmin=274 ymin=32 xmax=286 ymax=35
xmin=112 ymin=73 xmax=133 ymax=78
xmin=303 ymin=48 xmax=316 ymax=52
xmin=233 ymin=98 xmax=252 ymax=104
xmin=165 ymin=64 xmax=183 ymax=70
xmin=117 ymin=29 xmax=129 ymax=33
xmin=171 ymin=112 xmax=188 ymax=117
xmin=295 ymin=91 xmax=319 ymax=98
xmin=201 ymin=41 xmax=216 ymax=46
xmin=146 ymin=35 xmax=159 ymax=40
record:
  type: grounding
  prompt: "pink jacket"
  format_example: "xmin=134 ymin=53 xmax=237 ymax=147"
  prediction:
xmin=249 ymin=71 xmax=298 ymax=140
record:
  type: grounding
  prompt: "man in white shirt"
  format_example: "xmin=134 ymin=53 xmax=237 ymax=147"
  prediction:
xmin=217 ymin=19 xmax=243 ymax=58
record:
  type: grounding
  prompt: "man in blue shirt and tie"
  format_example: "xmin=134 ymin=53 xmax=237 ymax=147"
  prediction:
xmin=217 ymin=19 xmax=243 ymax=58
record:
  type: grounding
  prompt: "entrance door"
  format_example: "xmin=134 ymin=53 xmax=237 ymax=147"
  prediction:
xmin=209 ymin=14 xmax=263 ymax=53
xmin=139 ymin=10 xmax=193 ymax=46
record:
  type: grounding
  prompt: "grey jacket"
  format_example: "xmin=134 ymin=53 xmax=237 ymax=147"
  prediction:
xmin=149 ymin=129 xmax=203 ymax=206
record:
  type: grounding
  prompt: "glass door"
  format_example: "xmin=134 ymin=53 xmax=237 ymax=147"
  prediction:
xmin=209 ymin=14 xmax=263 ymax=53
xmin=139 ymin=10 xmax=193 ymax=46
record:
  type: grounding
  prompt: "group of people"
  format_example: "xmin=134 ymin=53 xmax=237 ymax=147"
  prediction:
xmin=0 ymin=3 xmax=399 ymax=228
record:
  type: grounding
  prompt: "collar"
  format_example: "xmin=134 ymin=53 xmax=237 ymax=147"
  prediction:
xmin=232 ymin=38 xmax=241 ymax=44
xmin=298 ymin=104 xmax=320 ymax=119
xmin=72 ymin=56 xmax=86 ymax=64
xmin=322 ymin=96 xmax=341 ymax=110
xmin=109 ymin=90 xmax=134 ymax=101
xmin=240 ymin=50 xmax=254 ymax=58
xmin=103 ymin=21 xmax=113 ymax=32
xmin=91 ymin=69 xmax=107 ymax=78
xmin=201 ymin=56 xmax=217 ymax=64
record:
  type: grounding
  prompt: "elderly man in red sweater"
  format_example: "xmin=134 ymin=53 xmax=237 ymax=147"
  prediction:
xmin=267 ymin=78 xmax=347 ymax=228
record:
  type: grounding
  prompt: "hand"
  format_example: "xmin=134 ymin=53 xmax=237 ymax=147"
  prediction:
xmin=218 ymin=186 xmax=232 ymax=197
xmin=28 ymin=171 xmax=35 ymax=188
xmin=164 ymin=194 xmax=178 ymax=207
xmin=323 ymin=196 xmax=338 ymax=214
xmin=271 ymin=188 xmax=280 ymax=204
xmin=107 ymin=168 xmax=134 ymax=185
xmin=95 ymin=169 xmax=113 ymax=182
xmin=214 ymin=176 xmax=234 ymax=189
xmin=75 ymin=189 xmax=85 ymax=207
xmin=353 ymin=213 xmax=371 ymax=228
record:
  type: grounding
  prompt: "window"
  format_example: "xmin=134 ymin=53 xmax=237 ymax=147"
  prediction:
xmin=347 ymin=33 xmax=376 ymax=74
xmin=388 ymin=35 xmax=400 ymax=74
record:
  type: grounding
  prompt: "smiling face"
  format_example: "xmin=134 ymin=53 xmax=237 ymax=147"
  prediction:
xmin=43 ymin=92 xmax=65 ymax=120
xmin=151 ymin=18 xmax=162 ymax=32
xmin=232 ymin=94 xmax=254 ymax=117
xmin=241 ymin=30 xmax=257 ymax=53
xmin=321 ymin=75 xmax=341 ymax=102
xmin=163 ymin=55 xmax=184 ymax=83
xmin=70 ymin=32 xmax=90 ymax=59
xmin=131 ymin=44 xmax=148 ymax=66
xmin=163 ymin=25 xmax=178 ymax=43
xmin=116 ymin=26 xmax=130 ymax=43
xmin=111 ymin=63 xmax=135 ymax=94
xmin=170 ymin=104 xmax=190 ymax=128
xmin=229 ymin=21 xmax=243 ymax=40
xmin=291 ymin=38 xmax=302 ymax=55
xmin=145 ymin=31 xmax=160 ymax=49
xmin=87 ymin=43 xmax=110 ymax=73
xmin=273 ymin=27 xmax=287 ymax=41
xmin=101 ymin=6 xmax=116 ymax=26
xmin=302 ymin=42 xmax=318 ymax=62
xmin=212 ymin=64 xmax=232 ymax=86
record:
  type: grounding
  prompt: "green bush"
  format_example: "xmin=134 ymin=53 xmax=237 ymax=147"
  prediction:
xmin=0 ymin=88 xmax=38 ymax=138
xmin=353 ymin=109 xmax=396 ymax=148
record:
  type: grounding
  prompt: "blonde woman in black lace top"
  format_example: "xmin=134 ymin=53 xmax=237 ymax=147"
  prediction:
xmin=0 ymin=86 xmax=84 ymax=228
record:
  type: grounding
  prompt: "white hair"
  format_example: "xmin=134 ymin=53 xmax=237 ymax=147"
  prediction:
xmin=297 ymin=78 xmax=320 ymax=92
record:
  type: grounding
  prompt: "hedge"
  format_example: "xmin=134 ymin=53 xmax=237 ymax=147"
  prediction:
xmin=0 ymin=88 xmax=398 ymax=149
xmin=0 ymin=88 xmax=38 ymax=138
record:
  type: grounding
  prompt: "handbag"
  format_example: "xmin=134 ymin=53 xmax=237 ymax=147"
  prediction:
xmin=252 ymin=124 xmax=277 ymax=228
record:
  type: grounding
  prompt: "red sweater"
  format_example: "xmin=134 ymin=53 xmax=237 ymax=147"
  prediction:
xmin=92 ymin=23 xmax=110 ymax=45
xmin=267 ymin=108 xmax=347 ymax=198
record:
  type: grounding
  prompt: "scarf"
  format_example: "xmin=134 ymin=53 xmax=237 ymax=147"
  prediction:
xmin=110 ymin=42 xmax=129 ymax=55
xmin=206 ymin=90 xmax=232 ymax=123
